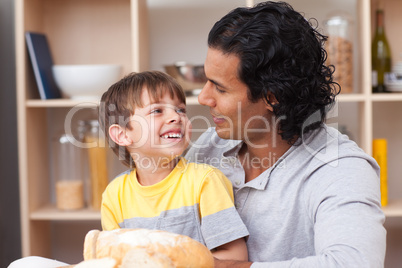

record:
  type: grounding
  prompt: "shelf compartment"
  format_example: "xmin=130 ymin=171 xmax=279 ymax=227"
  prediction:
xmin=30 ymin=204 xmax=100 ymax=221
xmin=373 ymin=102 xmax=402 ymax=204
xmin=24 ymin=0 xmax=133 ymax=72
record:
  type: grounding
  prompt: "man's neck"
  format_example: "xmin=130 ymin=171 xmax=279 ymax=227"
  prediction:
xmin=238 ymin=136 xmax=291 ymax=183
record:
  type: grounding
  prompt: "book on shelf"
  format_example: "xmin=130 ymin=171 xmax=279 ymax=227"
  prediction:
xmin=25 ymin=32 xmax=61 ymax=99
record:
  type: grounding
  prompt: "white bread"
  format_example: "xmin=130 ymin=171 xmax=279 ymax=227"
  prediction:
xmin=83 ymin=229 xmax=214 ymax=267
xmin=83 ymin=230 xmax=100 ymax=260
xmin=74 ymin=258 xmax=117 ymax=268
xmin=120 ymin=248 xmax=175 ymax=268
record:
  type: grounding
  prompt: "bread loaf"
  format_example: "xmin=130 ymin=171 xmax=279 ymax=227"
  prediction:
xmin=120 ymin=248 xmax=175 ymax=267
xmin=75 ymin=258 xmax=117 ymax=268
xmin=82 ymin=229 xmax=214 ymax=267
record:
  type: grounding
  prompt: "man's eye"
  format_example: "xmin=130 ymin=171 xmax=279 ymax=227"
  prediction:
xmin=216 ymin=86 xmax=225 ymax=93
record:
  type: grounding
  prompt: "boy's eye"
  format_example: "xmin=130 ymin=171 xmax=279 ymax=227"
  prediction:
xmin=176 ymin=108 xmax=186 ymax=114
xmin=150 ymin=109 xmax=162 ymax=114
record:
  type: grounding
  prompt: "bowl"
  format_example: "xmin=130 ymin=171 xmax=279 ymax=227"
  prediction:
xmin=164 ymin=62 xmax=207 ymax=95
xmin=52 ymin=64 xmax=122 ymax=100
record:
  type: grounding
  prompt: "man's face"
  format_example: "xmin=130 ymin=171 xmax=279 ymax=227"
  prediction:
xmin=198 ymin=47 xmax=271 ymax=143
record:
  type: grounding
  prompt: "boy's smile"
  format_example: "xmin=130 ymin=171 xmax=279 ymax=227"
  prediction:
xmin=160 ymin=129 xmax=184 ymax=139
xmin=126 ymin=89 xmax=191 ymax=163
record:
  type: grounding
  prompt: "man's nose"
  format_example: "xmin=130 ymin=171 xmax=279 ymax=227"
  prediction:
xmin=198 ymin=81 xmax=215 ymax=107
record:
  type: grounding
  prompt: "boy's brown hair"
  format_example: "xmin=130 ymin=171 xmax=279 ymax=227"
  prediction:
xmin=99 ymin=71 xmax=186 ymax=167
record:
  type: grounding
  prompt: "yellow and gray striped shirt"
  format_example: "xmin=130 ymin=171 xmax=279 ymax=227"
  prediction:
xmin=101 ymin=158 xmax=249 ymax=250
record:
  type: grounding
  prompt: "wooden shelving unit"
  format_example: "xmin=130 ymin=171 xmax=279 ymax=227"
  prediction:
xmin=15 ymin=0 xmax=402 ymax=264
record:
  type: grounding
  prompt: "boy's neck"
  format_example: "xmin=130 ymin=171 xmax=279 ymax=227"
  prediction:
xmin=134 ymin=157 xmax=179 ymax=186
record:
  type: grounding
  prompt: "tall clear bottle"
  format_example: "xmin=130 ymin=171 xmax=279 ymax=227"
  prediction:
xmin=85 ymin=120 xmax=109 ymax=210
xmin=372 ymin=4 xmax=392 ymax=93
xmin=54 ymin=134 xmax=85 ymax=210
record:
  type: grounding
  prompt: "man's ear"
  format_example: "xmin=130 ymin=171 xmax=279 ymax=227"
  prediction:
xmin=264 ymin=92 xmax=278 ymax=112
xmin=109 ymin=124 xmax=132 ymax=146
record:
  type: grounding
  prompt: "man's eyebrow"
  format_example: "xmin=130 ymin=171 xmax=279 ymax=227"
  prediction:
xmin=209 ymin=79 xmax=226 ymax=89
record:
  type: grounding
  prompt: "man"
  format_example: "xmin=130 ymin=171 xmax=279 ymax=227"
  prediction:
xmin=185 ymin=1 xmax=386 ymax=267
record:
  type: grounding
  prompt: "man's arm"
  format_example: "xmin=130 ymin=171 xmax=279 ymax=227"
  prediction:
xmin=212 ymin=238 xmax=248 ymax=262
xmin=214 ymin=258 xmax=252 ymax=268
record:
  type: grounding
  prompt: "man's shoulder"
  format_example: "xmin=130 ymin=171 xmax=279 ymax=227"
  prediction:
xmin=300 ymin=125 xmax=371 ymax=162
xmin=295 ymin=125 xmax=379 ymax=178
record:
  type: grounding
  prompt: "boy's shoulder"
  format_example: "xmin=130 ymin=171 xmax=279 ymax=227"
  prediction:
xmin=114 ymin=169 xmax=133 ymax=178
xmin=182 ymin=157 xmax=215 ymax=171
xmin=181 ymin=158 xmax=227 ymax=180
xmin=106 ymin=169 xmax=134 ymax=190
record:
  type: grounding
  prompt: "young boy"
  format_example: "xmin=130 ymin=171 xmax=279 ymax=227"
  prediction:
xmin=99 ymin=71 xmax=248 ymax=261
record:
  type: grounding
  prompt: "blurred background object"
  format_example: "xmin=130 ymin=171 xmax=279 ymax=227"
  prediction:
xmin=164 ymin=62 xmax=207 ymax=96
xmin=52 ymin=64 xmax=122 ymax=100
xmin=324 ymin=11 xmax=354 ymax=93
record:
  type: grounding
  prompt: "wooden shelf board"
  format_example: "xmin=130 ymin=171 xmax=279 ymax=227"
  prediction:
xmin=30 ymin=204 xmax=101 ymax=221
xmin=336 ymin=94 xmax=366 ymax=102
xmin=371 ymin=93 xmax=402 ymax=102
xmin=382 ymin=199 xmax=402 ymax=217
xmin=26 ymin=98 xmax=201 ymax=107
xmin=27 ymin=93 xmax=402 ymax=107
xmin=26 ymin=99 xmax=99 ymax=108
xmin=186 ymin=96 xmax=200 ymax=105
xmin=186 ymin=93 xmax=402 ymax=104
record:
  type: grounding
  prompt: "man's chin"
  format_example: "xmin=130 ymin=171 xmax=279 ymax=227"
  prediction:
xmin=215 ymin=127 xmax=236 ymax=140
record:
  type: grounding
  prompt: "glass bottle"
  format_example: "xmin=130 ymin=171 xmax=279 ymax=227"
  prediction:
xmin=372 ymin=5 xmax=392 ymax=93
xmin=85 ymin=120 xmax=109 ymax=210
xmin=324 ymin=11 xmax=354 ymax=94
xmin=55 ymin=134 xmax=85 ymax=210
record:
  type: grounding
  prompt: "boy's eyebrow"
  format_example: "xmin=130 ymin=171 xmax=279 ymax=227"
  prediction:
xmin=147 ymin=100 xmax=185 ymax=107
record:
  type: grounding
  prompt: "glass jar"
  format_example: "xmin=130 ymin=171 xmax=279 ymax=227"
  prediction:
xmin=85 ymin=120 xmax=109 ymax=210
xmin=54 ymin=134 xmax=85 ymax=210
xmin=324 ymin=11 xmax=354 ymax=93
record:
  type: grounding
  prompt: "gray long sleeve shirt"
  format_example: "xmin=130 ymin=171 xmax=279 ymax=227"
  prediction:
xmin=185 ymin=125 xmax=386 ymax=267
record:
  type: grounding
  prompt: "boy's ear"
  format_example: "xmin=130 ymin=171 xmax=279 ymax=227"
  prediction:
xmin=109 ymin=124 xmax=132 ymax=146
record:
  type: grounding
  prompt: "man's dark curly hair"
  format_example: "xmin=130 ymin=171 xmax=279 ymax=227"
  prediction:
xmin=208 ymin=1 xmax=340 ymax=143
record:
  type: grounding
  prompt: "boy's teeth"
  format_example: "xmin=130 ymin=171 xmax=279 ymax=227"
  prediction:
xmin=162 ymin=133 xmax=182 ymax=139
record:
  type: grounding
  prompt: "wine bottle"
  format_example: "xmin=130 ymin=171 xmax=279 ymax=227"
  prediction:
xmin=372 ymin=6 xmax=392 ymax=93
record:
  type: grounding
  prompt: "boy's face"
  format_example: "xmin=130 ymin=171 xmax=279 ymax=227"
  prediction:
xmin=126 ymin=88 xmax=191 ymax=164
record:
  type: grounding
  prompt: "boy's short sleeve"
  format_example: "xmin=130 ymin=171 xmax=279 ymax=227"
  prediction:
xmin=198 ymin=168 xmax=249 ymax=250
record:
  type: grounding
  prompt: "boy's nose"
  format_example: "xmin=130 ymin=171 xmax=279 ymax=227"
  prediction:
xmin=166 ymin=109 xmax=181 ymax=123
